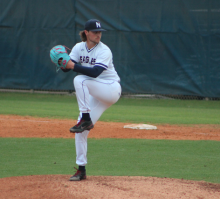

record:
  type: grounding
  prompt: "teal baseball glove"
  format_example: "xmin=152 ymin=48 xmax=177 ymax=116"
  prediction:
xmin=50 ymin=45 xmax=70 ymax=72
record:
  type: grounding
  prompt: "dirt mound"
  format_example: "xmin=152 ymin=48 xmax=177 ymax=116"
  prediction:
xmin=1 ymin=175 xmax=220 ymax=199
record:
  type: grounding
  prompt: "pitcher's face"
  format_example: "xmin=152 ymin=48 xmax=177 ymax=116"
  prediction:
xmin=85 ymin=30 xmax=102 ymax=45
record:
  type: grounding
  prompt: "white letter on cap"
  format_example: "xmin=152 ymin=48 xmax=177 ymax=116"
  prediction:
xmin=96 ymin=22 xmax=101 ymax=28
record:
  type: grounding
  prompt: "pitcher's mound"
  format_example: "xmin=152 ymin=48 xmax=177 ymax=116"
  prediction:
xmin=1 ymin=175 xmax=220 ymax=199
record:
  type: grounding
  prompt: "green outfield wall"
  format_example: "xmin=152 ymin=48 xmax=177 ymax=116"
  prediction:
xmin=0 ymin=0 xmax=220 ymax=98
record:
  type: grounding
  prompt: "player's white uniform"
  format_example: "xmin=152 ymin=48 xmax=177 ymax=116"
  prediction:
xmin=69 ymin=41 xmax=121 ymax=166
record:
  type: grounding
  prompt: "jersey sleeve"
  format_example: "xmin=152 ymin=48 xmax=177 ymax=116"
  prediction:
xmin=69 ymin=43 xmax=80 ymax=63
xmin=95 ymin=48 xmax=112 ymax=69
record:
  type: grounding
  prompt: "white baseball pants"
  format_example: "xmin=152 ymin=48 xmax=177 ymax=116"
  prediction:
xmin=73 ymin=75 xmax=121 ymax=166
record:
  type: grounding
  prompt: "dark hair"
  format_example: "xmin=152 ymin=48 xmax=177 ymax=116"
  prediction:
xmin=79 ymin=31 xmax=87 ymax=42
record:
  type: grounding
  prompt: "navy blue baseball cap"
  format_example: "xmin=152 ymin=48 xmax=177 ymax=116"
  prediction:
xmin=84 ymin=19 xmax=106 ymax=31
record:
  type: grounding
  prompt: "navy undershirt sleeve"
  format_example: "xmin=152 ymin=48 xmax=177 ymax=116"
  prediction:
xmin=61 ymin=59 xmax=106 ymax=77
xmin=73 ymin=64 xmax=106 ymax=78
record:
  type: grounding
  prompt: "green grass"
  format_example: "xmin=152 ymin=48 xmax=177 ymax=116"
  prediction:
xmin=0 ymin=138 xmax=219 ymax=183
xmin=0 ymin=92 xmax=79 ymax=119
xmin=104 ymin=97 xmax=220 ymax=124
xmin=0 ymin=92 xmax=220 ymax=124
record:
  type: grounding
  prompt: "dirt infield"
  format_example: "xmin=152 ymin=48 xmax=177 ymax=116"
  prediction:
xmin=0 ymin=115 xmax=220 ymax=199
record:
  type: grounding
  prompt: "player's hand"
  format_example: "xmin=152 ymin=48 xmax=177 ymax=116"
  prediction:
xmin=65 ymin=60 xmax=75 ymax=70
xmin=58 ymin=58 xmax=63 ymax=65
xmin=58 ymin=58 xmax=74 ymax=70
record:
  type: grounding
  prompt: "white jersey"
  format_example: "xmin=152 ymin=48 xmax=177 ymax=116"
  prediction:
xmin=69 ymin=41 xmax=120 ymax=82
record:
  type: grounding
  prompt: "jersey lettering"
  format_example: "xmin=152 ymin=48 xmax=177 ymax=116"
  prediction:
xmin=91 ymin=58 xmax=96 ymax=65
xmin=80 ymin=56 xmax=96 ymax=65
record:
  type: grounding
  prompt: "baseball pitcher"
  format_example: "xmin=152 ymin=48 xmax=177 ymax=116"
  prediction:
xmin=50 ymin=19 xmax=121 ymax=181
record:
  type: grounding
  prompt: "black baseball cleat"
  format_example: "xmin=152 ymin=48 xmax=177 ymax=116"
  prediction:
xmin=69 ymin=167 xmax=86 ymax=181
xmin=69 ymin=119 xmax=94 ymax=133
